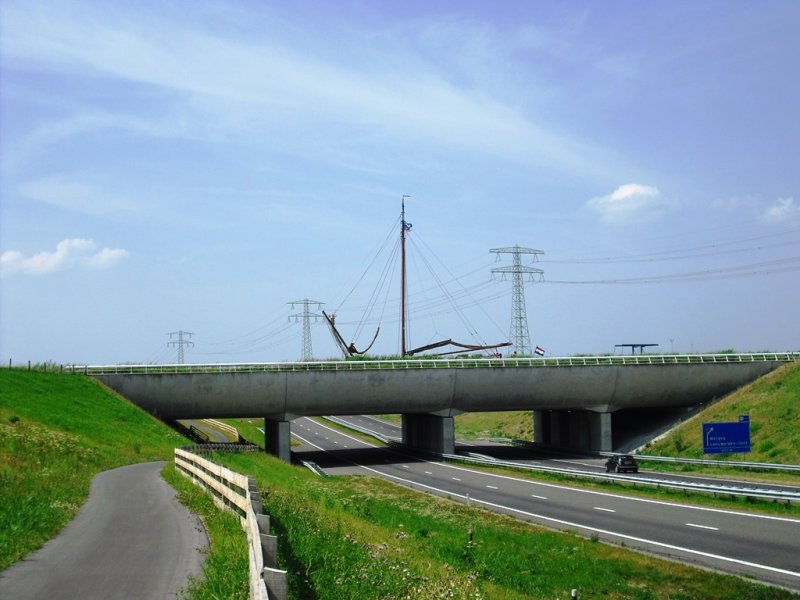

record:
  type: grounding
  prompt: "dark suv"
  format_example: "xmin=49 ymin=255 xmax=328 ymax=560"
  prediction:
xmin=605 ymin=454 xmax=639 ymax=473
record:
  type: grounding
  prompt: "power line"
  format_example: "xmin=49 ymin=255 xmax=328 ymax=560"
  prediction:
xmin=288 ymin=299 xmax=324 ymax=361
xmin=167 ymin=330 xmax=194 ymax=364
xmin=490 ymin=245 xmax=544 ymax=355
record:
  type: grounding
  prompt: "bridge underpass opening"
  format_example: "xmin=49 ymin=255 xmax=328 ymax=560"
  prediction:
xmin=533 ymin=406 xmax=707 ymax=453
xmin=534 ymin=410 xmax=613 ymax=452
xmin=401 ymin=413 xmax=455 ymax=455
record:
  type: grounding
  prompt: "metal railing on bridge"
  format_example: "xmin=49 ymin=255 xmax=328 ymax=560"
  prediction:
xmin=69 ymin=352 xmax=798 ymax=375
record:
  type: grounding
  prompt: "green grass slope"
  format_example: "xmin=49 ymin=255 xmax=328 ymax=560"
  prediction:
xmin=0 ymin=369 xmax=186 ymax=569
xmin=646 ymin=361 xmax=800 ymax=462
xmin=219 ymin=450 xmax=796 ymax=599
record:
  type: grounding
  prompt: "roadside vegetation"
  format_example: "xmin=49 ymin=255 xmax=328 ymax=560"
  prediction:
xmin=218 ymin=449 xmax=795 ymax=599
xmin=645 ymin=361 xmax=800 ymax=464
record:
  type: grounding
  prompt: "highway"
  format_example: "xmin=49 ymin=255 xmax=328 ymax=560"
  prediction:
xmin=335 ymin=415 xmax=800 ymax=496
xmin=291 ymin=416 xmax=800 ymax=591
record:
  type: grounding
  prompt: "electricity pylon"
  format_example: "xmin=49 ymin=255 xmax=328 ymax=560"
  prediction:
xmin=490 ymin=245 xmax=544 ymax=355
xmin=167 ymin=330 xmax=194 ymax=364
xmin=288 ymin=299 xmax=324 ymax=361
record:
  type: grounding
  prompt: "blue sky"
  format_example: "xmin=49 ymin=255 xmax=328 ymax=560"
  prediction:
xmin=1 ymin=0 xmax=798 ymax=365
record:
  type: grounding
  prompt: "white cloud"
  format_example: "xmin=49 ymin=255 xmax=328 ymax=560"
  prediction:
xmin=0 ymin=239 xmax=129 ymax=276
xmin=586 ymin=183 xmax=670 ymax=224
xmin=762 ymin=197 xmax=799 ymax=225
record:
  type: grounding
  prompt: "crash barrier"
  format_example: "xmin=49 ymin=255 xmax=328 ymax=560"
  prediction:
xmin=202 ymin=418 xmax=243 ymax=441
xmin=174 ymin=447 xmax=287 ymax=600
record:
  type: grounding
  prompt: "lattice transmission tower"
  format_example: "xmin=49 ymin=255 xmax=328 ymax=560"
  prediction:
xmin=288 ymin=299 xmax=324 ymax=361
xmin=490 ymin=246 xmax=544 ymax=355
xmin=167 ymin=330 xmax=194 ymax=364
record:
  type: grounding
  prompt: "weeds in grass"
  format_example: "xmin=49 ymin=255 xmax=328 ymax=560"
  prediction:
xmin=162 ymin=465 xmax=248 ymax=600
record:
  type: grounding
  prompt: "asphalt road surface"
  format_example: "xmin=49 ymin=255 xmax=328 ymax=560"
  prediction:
xmin=0 ymin=461 xmax=208 ymax=600
xmin=293 ymin=416 xmax=800 ymax=591
xmin=336 ymin=415 xmax=800 ymax=495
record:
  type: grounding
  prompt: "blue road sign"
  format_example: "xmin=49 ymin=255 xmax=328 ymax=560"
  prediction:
xmin=703 ymin=420 xmax=751 ymax=454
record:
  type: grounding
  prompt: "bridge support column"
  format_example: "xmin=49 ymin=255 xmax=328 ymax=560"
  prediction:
xmin=588 ymin=411 xmax=613 ymax=452
xmin=533 ymin=410 xmax=550 ymax=444
xmin=264 ymin=418 xmax=291 ymax=463
xmin=401 ymin=413 xmax=455 ymax=455
xmin=536 ymin=410 xmax=613 ymax=452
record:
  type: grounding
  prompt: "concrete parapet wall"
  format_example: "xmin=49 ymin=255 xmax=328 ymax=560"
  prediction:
xmin=174 ymin=448 xmax=287 ymax=600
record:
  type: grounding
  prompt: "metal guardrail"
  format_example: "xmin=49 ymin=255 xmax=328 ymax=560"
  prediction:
xmin=510 ymin=440 xmax=800 ymax=473
xmin=620 ymin=453 xmax=800 ymax=473
xmin=324 ymin=416 xmax=393 ymax=444
xmin=301 ymin=461 xmax=329 ymax=477
xmin=67 ymin=352 xmax=798 ymax=375
xmin=442 ymin=453 xmax=800 ymax=504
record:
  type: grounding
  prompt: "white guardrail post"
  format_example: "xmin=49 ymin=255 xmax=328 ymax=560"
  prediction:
xmin=174 ymin=448 xmax=288 ymax=600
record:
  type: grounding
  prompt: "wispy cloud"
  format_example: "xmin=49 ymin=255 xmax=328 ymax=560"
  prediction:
xmin=762 ymin=197 xmax=799 ymax=225
xmin=18 ymin=176 xmax=144 ymax=217
xmin=0 ymin=2 xmax=619 ymax=179
xmin=1 ymin=239 xmax=129 ymax=276
xmin=585 ymin=183 xmax=671 ymax=224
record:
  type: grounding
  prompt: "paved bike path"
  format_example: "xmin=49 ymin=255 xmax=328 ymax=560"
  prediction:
xmin=0 ymin=461 xmax=208 ymax=599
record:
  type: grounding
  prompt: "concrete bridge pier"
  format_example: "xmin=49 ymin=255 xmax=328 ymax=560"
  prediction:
xmin=534 ymin=409 xmax=613 ymax=452
xmin=402 ymin=412 xmax=455 ymax=455
xmin=264 ymin=418 xmax=291 ymax=462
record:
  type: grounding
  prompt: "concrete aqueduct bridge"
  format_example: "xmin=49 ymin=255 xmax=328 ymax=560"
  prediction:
xmin=87 ymin=353 xmax=797 ymax=461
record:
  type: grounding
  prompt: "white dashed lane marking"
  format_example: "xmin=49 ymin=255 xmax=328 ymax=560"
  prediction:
xmin=686 ymin=523 xmax=719 ymax=531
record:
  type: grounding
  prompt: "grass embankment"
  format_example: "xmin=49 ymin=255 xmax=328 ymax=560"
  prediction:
xmin=372 ymin=412 xmax=534 ymax=441
xmin=646 ymin=361 xmax=800 ymax=463
xmin=0 ymin=369 xmax=187 ymax=569
xmin=218 ymin=450 xmax=795 ymax=600
xmin=0 ymin=369 xmax=252 ymax=599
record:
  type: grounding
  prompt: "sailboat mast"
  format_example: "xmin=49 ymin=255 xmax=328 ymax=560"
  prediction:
xmin=400 ymin=194 xmax=410 ymax=356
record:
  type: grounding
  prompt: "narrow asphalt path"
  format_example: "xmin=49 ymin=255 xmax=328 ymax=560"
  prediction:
xmin=0 ymin=461 xmax=208 ymax=600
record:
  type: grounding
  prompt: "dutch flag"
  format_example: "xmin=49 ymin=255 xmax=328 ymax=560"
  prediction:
xmin=534 ymin=346 xmax=545 ymax=357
